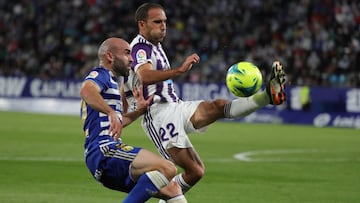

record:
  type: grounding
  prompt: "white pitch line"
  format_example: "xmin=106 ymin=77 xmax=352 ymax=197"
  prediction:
xmin=233 ymin=149 xmax=360 ymax=163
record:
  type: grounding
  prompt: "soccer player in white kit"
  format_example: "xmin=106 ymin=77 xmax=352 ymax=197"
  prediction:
xmin=123 ymin=3 xmax=286 ymax=201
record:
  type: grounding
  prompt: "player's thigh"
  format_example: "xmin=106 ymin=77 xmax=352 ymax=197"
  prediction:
xmin=167 ymin=147 xmax=204 ymax=171
xmin=131 ymin=148 xmax=176 ymax=180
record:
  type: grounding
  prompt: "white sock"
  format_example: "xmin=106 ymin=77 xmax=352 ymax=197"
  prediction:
xmin=167 ymin=195 xmax=188 ymax=203
xmin=173 ymin=174 xmax=192 ymax=194
xmin=224 ymin=91 xmax=269 ymax=118
xmin=146 ymin=171 xmax=169 ymax=189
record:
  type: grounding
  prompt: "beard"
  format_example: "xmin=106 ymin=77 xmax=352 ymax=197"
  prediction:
xmin=147 ymin=30 xmax=166 ymax=44
xmin=113 ymin=57 xmax=130 ymax=77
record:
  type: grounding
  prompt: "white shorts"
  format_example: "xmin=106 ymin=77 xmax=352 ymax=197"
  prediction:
xmin=141 ymin=100 xmax=207 ymax=159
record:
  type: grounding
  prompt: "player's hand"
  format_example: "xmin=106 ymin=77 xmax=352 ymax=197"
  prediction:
xmin=108 ymin=111 xmax=123 ymax=141
xmin=179 ymin=53 xmax=200 ymax=73
xmin=158 ymin=181 xmax=185 ymax=200
xmin=133 ymin=85 xmax=153 ymax=111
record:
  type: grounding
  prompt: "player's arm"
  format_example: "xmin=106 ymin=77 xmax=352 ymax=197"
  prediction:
xmin=80 ymin=80 xmax=122 ymax=139
xmin=137 ymin=53 xmax=200 ymax=85
xmin=120 ymin=80 xmax=129 ymax=114
xmin=122 ymin=85 xmax=153 ymax=127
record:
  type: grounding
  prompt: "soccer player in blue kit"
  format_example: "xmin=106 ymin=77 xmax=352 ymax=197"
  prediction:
xmin=80 ymin=37 xmax=188 ymax=203
xmin=123 ymin=3 xmax=287 ymax=202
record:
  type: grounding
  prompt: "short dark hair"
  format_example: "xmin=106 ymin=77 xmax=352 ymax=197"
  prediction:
xmin=134 ymin=3 xmax=164 ymax=22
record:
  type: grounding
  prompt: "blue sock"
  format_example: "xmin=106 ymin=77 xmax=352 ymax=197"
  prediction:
xmin=123 ymin=174 xmax=159 ymax=203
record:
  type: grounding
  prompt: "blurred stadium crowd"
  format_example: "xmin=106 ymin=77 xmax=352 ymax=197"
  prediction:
xmin=1 ymin=0 xmax=359 ymax=87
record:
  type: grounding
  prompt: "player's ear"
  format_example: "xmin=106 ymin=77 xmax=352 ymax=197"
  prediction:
xmin=106 ymin=51 xmax=114 ymax=63
xmin=138 ymin=20 xmax=145 ymax=28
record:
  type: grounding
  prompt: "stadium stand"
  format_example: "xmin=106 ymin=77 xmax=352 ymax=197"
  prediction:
xmin=1 ymin=0 xmax=359 ymax=87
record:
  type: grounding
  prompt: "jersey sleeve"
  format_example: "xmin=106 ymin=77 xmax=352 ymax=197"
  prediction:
xmin=84 ymin=68 xmax=108 ymax=92
xmin=131 ymin=43 xmax=153 ymax=72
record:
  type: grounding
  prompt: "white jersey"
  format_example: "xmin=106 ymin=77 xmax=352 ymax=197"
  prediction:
xmin=124 ymin=34 xmax=180 ymax=111
xmin=125 ymin=35 xmax=205 ymax=159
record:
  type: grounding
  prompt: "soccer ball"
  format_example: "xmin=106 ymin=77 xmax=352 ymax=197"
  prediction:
xmin=226 ymin=61 xmax=263 ymax=97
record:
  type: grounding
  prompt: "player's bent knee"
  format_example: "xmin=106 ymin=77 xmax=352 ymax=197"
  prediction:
xmin=193 ymin=165 xmax=205 ymax=179
xmin=185 ymin=164 xmax=205 ymax=180
xmin=158 ymin=160 xmax=177 ymax=180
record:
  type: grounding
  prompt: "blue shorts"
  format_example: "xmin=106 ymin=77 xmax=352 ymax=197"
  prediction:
xmin=85 ymin=140 xmax=142 ymax=193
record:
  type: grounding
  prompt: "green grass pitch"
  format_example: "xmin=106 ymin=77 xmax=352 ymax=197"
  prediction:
xmin=0 ymin=111 xmax=359 ymax=203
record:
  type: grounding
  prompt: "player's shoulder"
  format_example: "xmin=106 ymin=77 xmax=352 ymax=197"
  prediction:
xmin=85 ymin=66 xmax=110 ymax=80
xmin=88 ymin=66 xmax=109 ymax=75
xmin=130 ymin=35 xmax=153 ymax=49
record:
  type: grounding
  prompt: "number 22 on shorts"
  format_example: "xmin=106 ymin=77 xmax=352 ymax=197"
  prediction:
xmin=159 ymin=123 xmax=179 ymax=141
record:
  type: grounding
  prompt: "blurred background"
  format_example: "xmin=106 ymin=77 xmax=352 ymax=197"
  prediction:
xmin=1 ymin=0 xmax=359 ymax=128
xmin=1 ymin=0 xmax=359 ymax=86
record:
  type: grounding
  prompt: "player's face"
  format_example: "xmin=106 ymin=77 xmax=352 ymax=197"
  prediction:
xmin=143 ymin=8 xmax=167 ymax=44
xmin=112 ymin=48 xmax=133 ymax=77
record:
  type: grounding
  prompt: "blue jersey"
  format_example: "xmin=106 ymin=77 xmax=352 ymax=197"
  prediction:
xmin=80 ymin=66 xmax=141 ymax=192
xmin=81 ymin=66 xmax=123 ymax=148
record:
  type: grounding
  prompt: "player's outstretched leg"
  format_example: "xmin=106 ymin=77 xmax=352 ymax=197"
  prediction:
xmin=266 ymin=61 xmax=286 ymax=105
